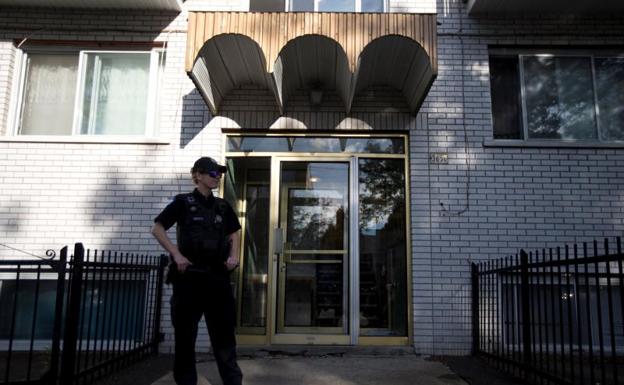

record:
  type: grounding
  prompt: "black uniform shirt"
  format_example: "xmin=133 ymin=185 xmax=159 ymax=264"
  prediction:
xmin=154 ymin=188 xmax=241 ymax=235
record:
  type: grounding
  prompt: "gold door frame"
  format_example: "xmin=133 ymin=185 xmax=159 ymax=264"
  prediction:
xmin=223 ymin=133 xmax=412 ymax=346
xmin=271 ymin=156 xmax=351 ymax=345
xmin=235 ymin=170 xmax=269 ymax=337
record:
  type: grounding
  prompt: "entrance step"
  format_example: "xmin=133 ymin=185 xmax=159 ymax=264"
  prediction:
xmin=236 ymin=345 xmax=416 ymax=359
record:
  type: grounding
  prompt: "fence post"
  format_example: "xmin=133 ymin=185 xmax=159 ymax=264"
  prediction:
xmin=151 ymin=255 xmax=168 ymax=353
xmin=520 ymin=250 xmax=532 ymax=380
xmin=60 ymin=243 xmax=85 ymax=385
xmin=471 ymin=262 xmax=480 ymax=355
xmin=40 ymin=246 xmax=68 ymax=385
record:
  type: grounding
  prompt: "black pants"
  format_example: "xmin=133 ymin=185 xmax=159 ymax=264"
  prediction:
xmin=170 ymin=271 xmax=242 ymax=385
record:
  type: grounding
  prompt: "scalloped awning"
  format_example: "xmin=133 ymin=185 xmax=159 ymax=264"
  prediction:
xmin=186 ymin=12 xmax=437 ymax=115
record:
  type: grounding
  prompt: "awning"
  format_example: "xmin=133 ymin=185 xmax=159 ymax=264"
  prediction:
xmin=186 ymin=12 xmax=437 ymax=115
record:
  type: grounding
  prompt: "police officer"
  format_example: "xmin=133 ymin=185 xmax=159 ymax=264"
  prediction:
xmin=151 ymin=157 xmax=243 ymax=385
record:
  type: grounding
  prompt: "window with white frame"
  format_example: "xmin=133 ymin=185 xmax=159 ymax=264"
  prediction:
xmin=14 ymin=48 xmax=162 ymax=136
xmin=489 ymin=49 xmax=624 ymax=143
xmin=250 ymin=0 xmax=385 ymax=12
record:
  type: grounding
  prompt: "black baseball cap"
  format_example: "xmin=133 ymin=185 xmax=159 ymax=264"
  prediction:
xmin=191 ymin=157 xmax=227 ymax=174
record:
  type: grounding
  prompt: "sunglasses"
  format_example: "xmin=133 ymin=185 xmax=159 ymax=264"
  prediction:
xmin=204 ymin=170 xmax=223 ymax=178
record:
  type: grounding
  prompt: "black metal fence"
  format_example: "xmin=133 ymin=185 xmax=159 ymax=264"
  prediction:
xmin=472 ymin=237 xmax=624 ymax=385
xmin=0 ymin=243 xmax=167 ymax=385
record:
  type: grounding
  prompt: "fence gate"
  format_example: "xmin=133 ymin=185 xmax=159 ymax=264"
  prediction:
xmin=0 ymin=243 xmax=167 ymax=385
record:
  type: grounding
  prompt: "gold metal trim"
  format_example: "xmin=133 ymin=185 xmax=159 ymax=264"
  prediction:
xmin=267 ymin=156 xmax=281 ymax=344
xmin=237 ymin=327 xmax=266 ymax=335
xmin=275 ymin=160 xmax=350 ymax=337
xmin=283 ymin=249 xmax=346 ymax=254
xmin=235 ymin=178 xmax=272 ymax=334
xmin=235 ymin=169 xmax=248 ymax=329
xmin=403 ymin=135 xmax=414 ymax=346
xmin=358 ymin=336 xmax=410 ymax=346
xmin=236 ymin=334 xmax=268 ymax=345
xmin=271 ymin=334 xmax=351 ymax=345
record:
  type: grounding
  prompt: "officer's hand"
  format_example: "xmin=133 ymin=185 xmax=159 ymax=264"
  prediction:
xmin=224 ymin=255 xmax=239 ymax=271
xmin=173 ymin=254 xmax=192 ymax=273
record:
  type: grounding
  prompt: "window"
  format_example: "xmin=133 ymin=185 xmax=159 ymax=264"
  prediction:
xmin=489 ymin=50 xmax=624 ymax=143
xmin=15 ymin=49 xmax=162 ymax=136
xmin=249 ymin=0 xmax=385 ymax=12
xmin=250 ymin=0 xmax=285 ymax=11
xmin=226 ymin=136 xmax=405 ymax=153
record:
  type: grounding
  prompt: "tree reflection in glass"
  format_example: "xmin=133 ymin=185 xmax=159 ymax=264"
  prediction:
xmin=523 ymin=56 xmax=597 ymax=140
xmin=595 ymin=57 xmax=624 ymax=141
xmin=287 ymin=190 xmax=344 ymax=251
xmin=359 ymin=158 xmax=407 ymax=336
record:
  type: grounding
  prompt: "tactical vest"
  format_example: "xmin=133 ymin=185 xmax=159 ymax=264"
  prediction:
xmin=175 ymin=193 xmax=229 ymax=268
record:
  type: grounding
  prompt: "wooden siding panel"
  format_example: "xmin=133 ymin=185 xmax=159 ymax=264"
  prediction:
xmin=185 ymin=11 xmax=197 ymax=70
xmin=204 ymin=13 xmax=215 ymax=47
xmin=194 ymin=13 xmax=205 ymax=64
xmin=321 ymin=13 xmax=330 ymax=40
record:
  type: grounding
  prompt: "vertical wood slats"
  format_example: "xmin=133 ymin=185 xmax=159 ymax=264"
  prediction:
xmin=185 ymin=12 xmax=437 ymax=75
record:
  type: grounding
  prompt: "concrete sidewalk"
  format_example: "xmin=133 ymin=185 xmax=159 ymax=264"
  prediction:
xmin=151 ymin=347 xmax=468 ymax=385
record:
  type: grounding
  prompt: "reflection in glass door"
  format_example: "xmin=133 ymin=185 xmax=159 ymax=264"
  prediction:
xmin=358 ymin=158 xmax=407 ymax=336
xmin=277 ymin=161 xmax=349 ymax=334
xmin=224 ymin=157 xmax=271 ymax=336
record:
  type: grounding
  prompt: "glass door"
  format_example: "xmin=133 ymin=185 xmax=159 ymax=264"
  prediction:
xmin=275 ymin=160 xmax=350 ymax=338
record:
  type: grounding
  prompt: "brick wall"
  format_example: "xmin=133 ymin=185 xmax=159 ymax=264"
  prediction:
xmin=410 ymin=0 xmax=624 ymax=355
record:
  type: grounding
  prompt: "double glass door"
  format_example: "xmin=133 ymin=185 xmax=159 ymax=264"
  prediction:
xmin=224 ymin=136 xmax=409 ymax=345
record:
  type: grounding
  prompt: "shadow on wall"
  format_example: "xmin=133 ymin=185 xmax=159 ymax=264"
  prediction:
xmin=5 ymin=7 xmax=179 ymax=48
xmin=438 ymin=278 xmax=473 ymax=355
xmin=82 ymin=168 xmax=193 ymax=254
xmin=0 ymin=201 xmax=23 ymax=258
xmin=0 ymin=201 xmax=21 ymax=234
xmin=180 ymin=85 xmax=414 ymax=139
xmin=180 ymin=88 xmax=210 ymax=148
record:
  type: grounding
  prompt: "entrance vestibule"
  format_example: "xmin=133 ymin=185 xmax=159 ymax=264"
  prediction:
xmin=223 ymin=135 xmax=410 ymax=345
